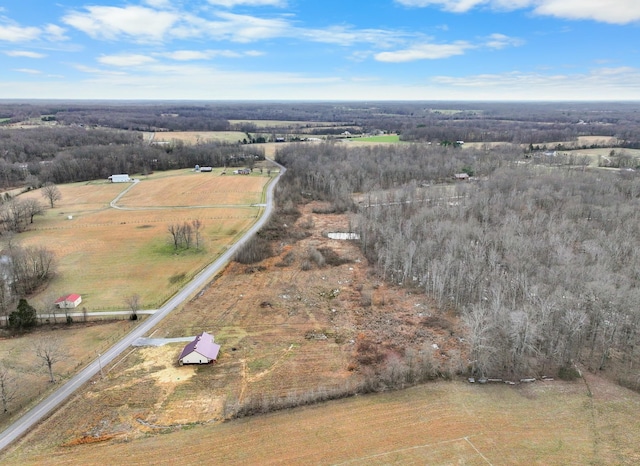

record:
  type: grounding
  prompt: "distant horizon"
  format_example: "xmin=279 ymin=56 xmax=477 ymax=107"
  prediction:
xmin=2 ymin=98 xmax=640 ymax=104
xmin=2 ymin=1 xmax=640 ymax=100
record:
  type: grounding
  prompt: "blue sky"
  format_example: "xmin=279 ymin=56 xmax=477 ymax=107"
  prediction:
xmin=1 ymin=0 xmax=639 ymax=100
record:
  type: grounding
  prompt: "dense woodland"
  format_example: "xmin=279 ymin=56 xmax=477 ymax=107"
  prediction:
xmin=275 ymin=141 xmax=640 ymax=387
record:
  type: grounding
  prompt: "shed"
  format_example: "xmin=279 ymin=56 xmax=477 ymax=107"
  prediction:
xmin=109 ymin=174 xmax=131 ymax=183
xmin=454 ymin=173 xmax=470 ymax=181
xmin=55 ymin=293 xmax=82 ymax=309
xmin=200 ymin=166 xmax=213 ymax=172
xmin=178 ymin=332 xmax=221 ymax=365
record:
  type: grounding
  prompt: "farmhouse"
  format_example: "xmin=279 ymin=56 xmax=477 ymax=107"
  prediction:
xmin=108 ymin=174 xmax=131 ymax=183
xmin=233 ymin=168 xmax=251 ymax=175
xmin=178 ymin=331 xmax=221 ymax=365
xmin=55 ymin=293 xmax=82 ymax=309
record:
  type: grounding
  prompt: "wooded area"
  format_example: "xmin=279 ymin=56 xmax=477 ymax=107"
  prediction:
xmin=276 ymin=140 xmax=640 ymax=387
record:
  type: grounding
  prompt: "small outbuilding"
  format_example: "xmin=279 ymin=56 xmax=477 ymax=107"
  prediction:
xmin=178 ymin=331 xmax=221 ymax=365
xmin=55 ymin=293 xmax=82 ymax=309
xmin=109 ymin=174 xmax=131 ymax=183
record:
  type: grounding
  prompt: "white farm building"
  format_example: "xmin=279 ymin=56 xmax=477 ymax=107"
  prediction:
xmin=55 ymin=294 xmax=82 ymax=309
xmin=178 ymin=332 xmax=221 ymax=365
xmin=109 ymin=174 xmax=131 ymax=183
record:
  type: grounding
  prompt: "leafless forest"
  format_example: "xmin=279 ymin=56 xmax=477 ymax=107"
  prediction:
xmin=276 ymin=140 xmax=640 ymax=386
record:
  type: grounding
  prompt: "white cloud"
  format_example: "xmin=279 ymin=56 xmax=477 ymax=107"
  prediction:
xmin=44 ymin=24 xmax=68 ymax=42
xmin=534 ymin=0 xmax=640 ymax=25
xmin=207 ymin=0 xmax=287 ymax=6
xmin=484 ymin=33 xmax=524 ymax=49
xmin=73 ymin=64 xmax=128 ymax=75
xmin=62 ymin=6 xmax=179 ymax=42
xmin=395 ymin=0 xmax=488 ymax=13
xmin=144 ymin=0 xmax=173 ymax=7
xmin=4 ymin=64 xmax=640 ymax=100
xmin=98 ymin=53 xmax=157 ymax=67
xmin=375 ymin=41 xmax=472 ymax=62
xmin=161 ymin=49 xmax=261 ymax=60
xmin=162 ymin=50 xmax=222 ymax=60
xmin=5 ymin=50 xmax=46 ymax=58
xmin=395 ymin=0 xmax=640 ymax=23
xmin=210 ymin=12 xmax=290 ymax=42
xmin=0 ymin=22 xmax=41 ymax=42
xmin=13 ymin=68 xmax=41 ymax=75
xmin=430 ymin=67 xmax=640 ymax=98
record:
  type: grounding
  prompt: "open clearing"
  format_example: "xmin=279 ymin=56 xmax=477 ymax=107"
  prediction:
xmin=228 ymin=119 xmax=337 ymax=128
xmin=5 ymin=373 xmax=640 ymax=465
xmin=151 ymin=131 xmax=247 ymax=144
xmin=350 ymin=134 xmax=401 ymax=143
xmin=14 ymin=169 xmax=272 ymax=310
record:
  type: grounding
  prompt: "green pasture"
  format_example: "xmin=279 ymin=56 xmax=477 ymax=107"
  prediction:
xmin=351 ymin=134 xmax=401 ymax=143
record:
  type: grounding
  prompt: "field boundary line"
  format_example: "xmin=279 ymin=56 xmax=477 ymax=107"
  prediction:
xmin=464 ymin=436 xmax=494 ymax=465
xmin=332 ymin=435 xmax=483 ymax=465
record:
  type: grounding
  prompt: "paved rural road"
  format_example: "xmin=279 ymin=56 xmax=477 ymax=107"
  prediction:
xmin=0 ymin=164 xmax=285 ymax=452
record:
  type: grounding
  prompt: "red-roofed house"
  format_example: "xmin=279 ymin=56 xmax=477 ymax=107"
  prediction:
xmin=178 ymin=331 xmax=221 ymax=365
xmin=55 ymin=294 xmax=82 ymax=309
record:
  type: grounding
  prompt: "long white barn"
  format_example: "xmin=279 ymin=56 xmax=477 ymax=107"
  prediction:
xmin=109 ymin=174 xmax=131 ymax=183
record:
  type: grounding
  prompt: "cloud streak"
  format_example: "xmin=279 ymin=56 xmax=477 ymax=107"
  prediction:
xmin=395 ymin=0 xmax=640 ymax=24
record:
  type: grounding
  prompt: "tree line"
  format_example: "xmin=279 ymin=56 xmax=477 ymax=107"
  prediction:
xmin=0 ymin=126 xmax=264 ymax=188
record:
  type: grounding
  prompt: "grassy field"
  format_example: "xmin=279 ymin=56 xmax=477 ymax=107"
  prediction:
xmin=229 ymin=120 xmax=337 ymax=128
xmin=14 ymin=169 xmax=272 ymax=310
xmin=0 ymin=321 xmax=133 ymax=434
xmin=151 ymin=131 xmax=247 ymax=144
xmin=5 ymin=373 xmax=640 ymax=465
xmin=350 ymin=134 xmax=401 ymax=143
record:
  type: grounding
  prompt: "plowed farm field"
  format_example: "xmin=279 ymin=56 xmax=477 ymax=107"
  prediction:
xmin=15 ymin=169 xmax=273 ymax=309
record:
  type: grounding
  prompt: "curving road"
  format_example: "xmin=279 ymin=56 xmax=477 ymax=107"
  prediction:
xmin=0 ymin=164 xmax=285 ymax=452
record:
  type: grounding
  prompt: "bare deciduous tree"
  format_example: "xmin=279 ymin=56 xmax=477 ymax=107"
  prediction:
xmin=35 ymin=335 xmax=65 ymax=383
xmin=125 ymin=294 xmax=141 ymax=321
xmin=41 ymin=182 xmax=61 ymax=208
xmin=23 ymin=198 xmax=44 ymax=224
xmin=192 ymin=219 xmax=203 ymax=249
xmin=0 ymin=363 xmax=17 ymax=413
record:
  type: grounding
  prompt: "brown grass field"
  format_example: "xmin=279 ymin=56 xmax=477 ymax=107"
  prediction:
xmin=228 ymin=119 xmax=337 ymax=128
xmin=0 ymin=321 xmax=133 ymax=433
xmin=151 ymin=131 xmax=248 ymax=144
xmin=3 ymin=201 xmax=640 ymax=465
xmin=13 ymin=169 xmax=272 ymax=310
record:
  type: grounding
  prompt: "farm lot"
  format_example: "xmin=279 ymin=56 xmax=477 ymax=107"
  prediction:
xmin=14 ymin=169 xmax=272 ymax=310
